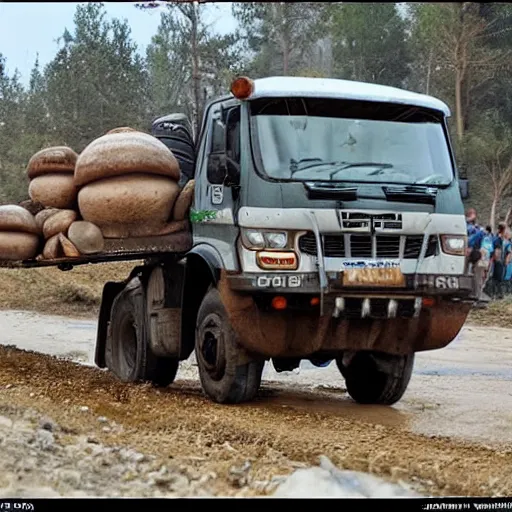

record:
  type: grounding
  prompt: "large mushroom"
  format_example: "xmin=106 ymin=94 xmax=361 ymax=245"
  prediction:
xmin=172 ymin=179 xmax=195 ymax=221
xmin=75 ymin=131 xmax=182 ymax=238
xmin=0 ymin=205 xmax=41 ymax=261
xmin=27 ymin=146 xmax=79 ymax=209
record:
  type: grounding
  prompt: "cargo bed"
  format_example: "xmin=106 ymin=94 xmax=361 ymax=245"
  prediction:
xmin=0 ymin=231 xmax=192 ymax=269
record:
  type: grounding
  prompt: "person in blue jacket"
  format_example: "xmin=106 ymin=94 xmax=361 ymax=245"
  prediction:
xmin=465 ymin=208 xmax=486 ymax=301
xmin=503 ymin=228 xmax=512 ymax=293
xmin=490 ymin=222 xmax=511 ymax=299
xmin=480 ymin=225 xmax=494 ymax=283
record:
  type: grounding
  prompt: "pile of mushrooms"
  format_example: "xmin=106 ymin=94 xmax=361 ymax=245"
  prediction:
xmin=0 ymin=125 xmax=195 ymax=263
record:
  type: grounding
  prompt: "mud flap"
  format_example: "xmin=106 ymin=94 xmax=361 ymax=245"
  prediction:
xmin=95 ymin=281 xmax=127 ymax=368
xmin=146 ymin=262 xmax=186 ymax=359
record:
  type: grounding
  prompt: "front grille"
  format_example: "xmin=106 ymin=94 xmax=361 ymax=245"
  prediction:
xmin=404 ymin=235 xmax=423 ymax=259
xmin=350 ymin=235 xmax=372 ymax=258
xmin=376 ymin=235 xmax=401 ymax=257
xmin=323 ymin=235 xmax=345 ymax=257
xmin=298 ymin=232 xmax=438 ymax=259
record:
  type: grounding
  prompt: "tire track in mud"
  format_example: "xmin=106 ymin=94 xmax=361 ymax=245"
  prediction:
xmin=0 ymin=345 xmax=511 ymax=497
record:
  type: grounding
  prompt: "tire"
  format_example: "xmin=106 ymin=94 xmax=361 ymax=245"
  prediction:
xmin=158 ymin=137 xmax=195 ymax=181
xmin=105 ymin=279 xmax=179 ymax=387
xmin=146 ymin=355 xmax=180 ymax=388
xmin=195 ymin=286 xmax=264 ymax=404
xmin=336 ymin=351 xmax=414 ymax=405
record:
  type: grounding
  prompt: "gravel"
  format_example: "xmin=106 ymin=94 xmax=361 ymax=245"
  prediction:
xmin=0 ymin=408 xmax=214 ymax=497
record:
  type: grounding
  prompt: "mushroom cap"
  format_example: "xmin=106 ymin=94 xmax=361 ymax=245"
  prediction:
xmin=0 ymin=205 xmax=40 ymax=235
xmin=106 ymin=127 xmax=138 ymax=135
xmin=172 ymin=179 xmax=195 ymax=221
xmin=68 ymin=221 xmax=104 ymax=255
xmin=35 ymin=208 xmax=59 ymax=230
xmin=27 ymin=146 xmax=78 ymax=179
xmin=74 ymin=131 xmax=181 ymax=187
xmin=42 ymin=234 xmax=62 ymax=260
xmin=42 ymin=209 xmax=77 ymax=239
xmin=0 ymin=232 xmax=39 ymax=261
xmin=59 ymin=233 xmax=81 ymax=258
xmin=28 ymin=173 xmax=78 ymax=210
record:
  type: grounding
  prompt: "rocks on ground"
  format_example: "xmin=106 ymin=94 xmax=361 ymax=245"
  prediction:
xmin=0 ymin=404 xmax=425 ymax=498
xmin=272 ymin=455 xmax=423 ymax=498
xmin=0 ymin=407 xmax=213 ymax=497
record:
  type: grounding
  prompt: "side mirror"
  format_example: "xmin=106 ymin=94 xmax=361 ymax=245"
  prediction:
xmin=207 ymin=153 xmax=227 ymax=184
xmin=459 ymin=178 xmax=469 ymax=200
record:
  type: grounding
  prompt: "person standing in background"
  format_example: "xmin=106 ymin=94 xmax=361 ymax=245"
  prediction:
xmin=502 ymin=228 xmax=512 ymax=294
xmin=490 ymin=222 xmax=511 ymax=299
xmin=465 ymin=209 xmax=486 ymax=303
xmin=480 ymin=225 xmax=494 ymax=288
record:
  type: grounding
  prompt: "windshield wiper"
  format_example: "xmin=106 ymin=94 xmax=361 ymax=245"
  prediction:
xmin=382 ymin=185 xmax=438 ymax=205
xmin=304 ymin=182 xmax=358 ymax=201
xmin=329 ymin=162 xmax=393 ymax=180
xmin=290 ymin=158 xmax=337 ymax=175
xmin=289 ymin=160 xmax=395 ymax=180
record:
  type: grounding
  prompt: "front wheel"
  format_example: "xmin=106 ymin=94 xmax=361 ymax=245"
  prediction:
xmin=336 ymin=351 xmax=414 ymax=405
xmin=195 ymin=286 xmax=264 ymax=404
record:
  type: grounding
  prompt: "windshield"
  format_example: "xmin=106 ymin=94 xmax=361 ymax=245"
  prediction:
xmin=249 ymin=97 xmax=454 ymax=186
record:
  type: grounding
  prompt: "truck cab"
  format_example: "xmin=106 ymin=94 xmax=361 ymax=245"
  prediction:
xmin=97 ymin=76 xmax=475 ymax=406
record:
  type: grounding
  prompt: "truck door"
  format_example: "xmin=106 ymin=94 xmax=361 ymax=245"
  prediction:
xmin=192 ymin=101 xmax=241 ymax=271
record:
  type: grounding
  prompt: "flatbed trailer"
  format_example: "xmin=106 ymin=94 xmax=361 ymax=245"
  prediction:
xmin=0 ymin=231 xmax=192 ymax=269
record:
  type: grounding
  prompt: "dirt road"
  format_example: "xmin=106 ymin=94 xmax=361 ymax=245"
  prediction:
xmin=1 ymin=309 xmax=512 ymax=497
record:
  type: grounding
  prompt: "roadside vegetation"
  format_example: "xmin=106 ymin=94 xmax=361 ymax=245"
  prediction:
xmin=0 ymin=263 xmax=509 ymax=328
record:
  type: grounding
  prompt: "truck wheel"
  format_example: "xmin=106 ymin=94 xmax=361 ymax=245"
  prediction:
xmin=336 ymin=351 xmax=414 ymax=405
xmin=106 ymin=280 xmax=179 ymax=386
xmin=195 ymin=287 xmax=264 ymax=404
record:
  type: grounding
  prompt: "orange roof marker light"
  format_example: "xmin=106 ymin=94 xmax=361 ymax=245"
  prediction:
xmin=231 ymin=76 xmax=254 ymax=100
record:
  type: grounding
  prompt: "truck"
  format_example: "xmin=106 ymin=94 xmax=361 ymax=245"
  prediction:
xmin=3 ymin=76 xmax=476 ymax=406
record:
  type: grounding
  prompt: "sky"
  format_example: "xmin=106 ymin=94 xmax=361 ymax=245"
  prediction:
xmin=0 ymin=2 xmax=237 ymax=86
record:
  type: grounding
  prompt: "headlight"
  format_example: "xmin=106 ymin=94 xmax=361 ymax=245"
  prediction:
xmin=241 ymin=229 xmax=288 ymax=250
xmin=243 ymin=230 xmax=265 ymax=249
xmin=265 ymin=232 xmax=287 ymax=248
xmin=440 ymin=234 xmax=467 ymax=256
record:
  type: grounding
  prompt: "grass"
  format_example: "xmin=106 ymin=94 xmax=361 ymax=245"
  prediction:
xmin=0 ymin=262 xmax=510 ymax=328
xmin=0 ymin=262 xmax=138 ymax=318
xmin=467 ymin=297 xmax=512 ymax=329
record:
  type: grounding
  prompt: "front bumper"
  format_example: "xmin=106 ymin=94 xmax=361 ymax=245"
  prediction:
xmin=227 ymin=271 xmax=474 ymax=299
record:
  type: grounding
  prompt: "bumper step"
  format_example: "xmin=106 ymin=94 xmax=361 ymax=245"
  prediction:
xmin=333 ymin=296 xmax=423 ymax=319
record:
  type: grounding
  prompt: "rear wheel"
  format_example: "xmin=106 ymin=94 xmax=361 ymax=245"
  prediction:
xmin=336 ymin=351 xmax=414 ymax=405
xmin=195 ymin=287 xmax=264 ymax=404
xmin=105 ymin=278 xmax=179 ymax=387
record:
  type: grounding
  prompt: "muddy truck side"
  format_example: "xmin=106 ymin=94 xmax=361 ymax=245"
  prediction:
xmin=89 ymin=76 xmax=475 ymax=405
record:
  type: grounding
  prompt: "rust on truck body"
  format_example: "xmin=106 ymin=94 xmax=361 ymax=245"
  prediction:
xmin=217 ymin=272 xmax=471 ymax=358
